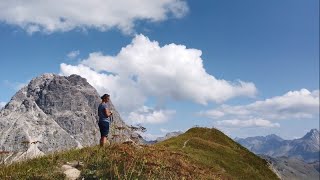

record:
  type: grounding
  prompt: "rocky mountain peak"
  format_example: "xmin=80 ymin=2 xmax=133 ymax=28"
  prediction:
xmin=266 ymin=134 xmax=283 ymax=141
xmin=302 ymin=129 xmax=320 ymax=143
xmin=0 ymin=73 xmax=143 ymax=163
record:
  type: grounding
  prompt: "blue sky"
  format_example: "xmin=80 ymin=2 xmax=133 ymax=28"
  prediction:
xmin=0 ymin=0 xmax=319 ymax=140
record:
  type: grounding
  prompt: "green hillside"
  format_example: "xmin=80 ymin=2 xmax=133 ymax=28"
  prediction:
xmin=157 ymin=127 xmax=279 ymax=179
xmin=0 ymin=127 xmax=279 ymax=179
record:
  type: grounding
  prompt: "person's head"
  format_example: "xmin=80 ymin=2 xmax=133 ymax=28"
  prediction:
xmin=101 ymin=94 xmax=110 ymax=103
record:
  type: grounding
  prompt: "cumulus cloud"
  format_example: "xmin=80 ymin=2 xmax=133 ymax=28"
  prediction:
xmin=60 ymin=63 xmax=146 ymax=112
xmin=0 ymin=0 xmax=188 ymax=34
xmin=60 ymin=34 xmax=257 ymax=124
xmin=67 ymin=50 xmax=80 ymax=59
xmin=217 ymin=119 xmax=280 ymax=128
xmin=127 ymin=106 xmax=175 ymax=124
xmin=201 ymin=89 xmax=320 ymax=121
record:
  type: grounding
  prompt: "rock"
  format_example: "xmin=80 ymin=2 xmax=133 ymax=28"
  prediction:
xmin=61 ymin=165 xmax=81 ymax=180
xmin=0 ymin=73 xmax=144 ymax=163
xmin=66 ymin=161 xmax=84 ymax=169
xmin=61 ymin=165 xmax=73 ymax=171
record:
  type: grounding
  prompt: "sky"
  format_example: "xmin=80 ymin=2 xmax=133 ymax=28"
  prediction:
xmin=0 ymin=0 xmax=319 ymax=140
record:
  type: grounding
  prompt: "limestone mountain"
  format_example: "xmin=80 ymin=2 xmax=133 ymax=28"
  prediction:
xmin=0 ymin=73 xmax=142 ymax=163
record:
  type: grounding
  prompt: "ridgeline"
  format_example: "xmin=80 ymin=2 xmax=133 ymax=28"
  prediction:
xmin=0 ymin=127 xmax=279 ymax=180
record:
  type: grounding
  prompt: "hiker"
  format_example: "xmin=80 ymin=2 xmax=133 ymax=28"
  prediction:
xmin=98 ymin=94 xmax=113 ymax=147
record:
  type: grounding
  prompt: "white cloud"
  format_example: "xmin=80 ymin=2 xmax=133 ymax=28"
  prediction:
xmin=61 ymin=34 xmax=256 ymax=108
xmin=217 ymin=119 xmax=280 ymax=128
xmin=67 ymin=50 xmax=80 ymax=59
xmin=202 ymin=89 xmax=320 ymax=120
xmin=60 ymin=63 xmax=146 ymax=112
xmin=0 ymin=102 xmax=6 ymax=109
xmin=127 ymin=106 xmax=175 ymax=124
xmin=0 ymin=0 xmax=188 ymax=34
xmin=60 ymin=34 xmax=257 ymax=124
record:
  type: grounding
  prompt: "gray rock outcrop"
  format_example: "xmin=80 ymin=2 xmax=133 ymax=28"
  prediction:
xmin=0 ymin=73 xmax=143 ymax=163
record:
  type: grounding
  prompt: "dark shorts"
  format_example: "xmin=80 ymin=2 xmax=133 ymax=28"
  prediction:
xmin=98 ymin=120 xmax=110 ymax=137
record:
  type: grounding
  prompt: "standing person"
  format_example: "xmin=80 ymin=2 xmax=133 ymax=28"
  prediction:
xmin=98 ymin=94 xmax=113 ymax=147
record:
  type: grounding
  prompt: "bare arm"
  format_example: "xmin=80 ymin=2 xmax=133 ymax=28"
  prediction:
xmin=104 ymin=108 xmax=112 ymax=117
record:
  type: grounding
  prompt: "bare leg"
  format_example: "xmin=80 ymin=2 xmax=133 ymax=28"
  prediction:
xmin=100 ymin=136 xmax=107 ymax=147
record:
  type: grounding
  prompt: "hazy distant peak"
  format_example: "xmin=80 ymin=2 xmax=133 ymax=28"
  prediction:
xmin=266 ymin=134 xmax=283 ymax=141
xmin=236 ymin=129 xmax=320 ymax=163
xmin=302 ymin=129 xmax=320 ymax=141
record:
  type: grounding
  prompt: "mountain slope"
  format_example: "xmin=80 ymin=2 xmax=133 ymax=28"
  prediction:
xmin=157 ymin=127 xmax=279 ymax=180
xmin=0 ymin=74 xmax=142 ymax=163
xmin=235 ymin=134 xmax=284 ymax=156
xmin=236 ymin=129 xmax=320 ymax=162
xmin=0 ymin=127 xmax=279 ymax=179
xmin=261 ymin=155 xmax=319 ymax=180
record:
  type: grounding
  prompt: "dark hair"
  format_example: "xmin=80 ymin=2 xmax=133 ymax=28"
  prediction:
xmin=101 ymin=94 xmax=110 ymax=100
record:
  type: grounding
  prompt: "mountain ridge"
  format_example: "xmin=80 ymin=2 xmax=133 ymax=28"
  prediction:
xmin=236 ymin=129 xmax=320 ymax=163
xmin=0 ymin=127 xmax=280 ymax=179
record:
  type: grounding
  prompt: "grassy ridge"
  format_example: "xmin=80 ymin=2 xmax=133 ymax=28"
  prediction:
xmin=0 ymin=145 xmax=217 ymax=179
xmin=0 ymin=127 xmax=279 ymax=179
xmin=157 ymin=127 xmax=279 ymax=180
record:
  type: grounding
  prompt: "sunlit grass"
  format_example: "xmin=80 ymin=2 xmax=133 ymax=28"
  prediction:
xmin=0 ymin=127 xmax=279 ymax=180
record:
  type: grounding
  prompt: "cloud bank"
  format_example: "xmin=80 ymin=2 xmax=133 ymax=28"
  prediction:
xmin=60 ymin=34 xmax=257 ymax=124
xmin=202 ymin=89 xmax=319 ymax=128
xmin=127 ymin=106 xmax=175 ymax=124
xmin=0 ymin=0 xmax=188 ymax=34
xmin=217 ymin=119 xmax=280 ymax=128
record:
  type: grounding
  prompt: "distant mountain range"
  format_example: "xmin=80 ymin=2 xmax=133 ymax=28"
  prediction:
xmin=235 ymin=129 xmax=320 ymax=163
xmin=260 ymin=155 xmax=319 ymax=180
xmin=156 ymin=131 xmax=183 ymax=142
xmin=236 ymin=129 xmax=320 ymax=179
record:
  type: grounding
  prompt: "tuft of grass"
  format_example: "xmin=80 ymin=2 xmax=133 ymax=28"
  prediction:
xmin=0 ymin=127 xmax=279 ymax=180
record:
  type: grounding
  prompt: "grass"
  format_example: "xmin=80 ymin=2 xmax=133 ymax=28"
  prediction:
xmin=0 ymin=127 xmax=279 ymax=180
xmin=157 ymin=127 xmax=280 ymax=180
